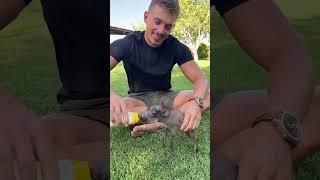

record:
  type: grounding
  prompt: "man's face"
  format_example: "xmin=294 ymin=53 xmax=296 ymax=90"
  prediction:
xmin=144 ymin=5 xmax=177 ymax=47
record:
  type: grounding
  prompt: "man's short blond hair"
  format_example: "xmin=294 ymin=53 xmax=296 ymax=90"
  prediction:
xmin=148 ymin=0 xmax=180 ymax=17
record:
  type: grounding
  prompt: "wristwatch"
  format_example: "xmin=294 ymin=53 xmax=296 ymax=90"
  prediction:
xmin=252 ymin=111 xmax=302 ymax=148
xmin=189 ymin=96 xmax=204 ymax=108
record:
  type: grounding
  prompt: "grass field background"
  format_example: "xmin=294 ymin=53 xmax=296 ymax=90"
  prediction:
xmin=0 ymin=2 xmax=59 ymax=114
xmin=110 ymin=61 xmax=210 ymax=179
xmin=212 ymin=0 xmax=320 ymax=179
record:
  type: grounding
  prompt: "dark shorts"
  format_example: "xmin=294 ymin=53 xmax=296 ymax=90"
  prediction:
xmin=59 ymin=97 xmax=109 ymax=126
xmin=128 ymin=90 xmax=180 ymax=109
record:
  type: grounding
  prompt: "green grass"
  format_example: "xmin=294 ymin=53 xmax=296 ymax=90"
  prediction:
xmin=0 ymin=1 xmax=59 ymax=114
xmin=212 ymin=0 xmax=320 ymax=179
xmin=110 ymin=61 xmax=210 ymax=179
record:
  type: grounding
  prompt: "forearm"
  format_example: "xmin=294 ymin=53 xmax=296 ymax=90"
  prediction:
xmin=110 ymin=57 xmax=120 ymax=99
xmin=266 ymin=50 xmax=314 ymax=121
xmin=224 ymin=0 xmax=315 ymax=121
xmin=0 ymin=0 xmax=25 ymax=31
xmin=292 ymin=87 xmax=320 ymax=161
xmin=110 ymin=89 xmax=119 ymax=98
xmin=0 ymin=85 xmax=38 ymax=120
xmin=192 ymin=77 xmax=209 ymax=99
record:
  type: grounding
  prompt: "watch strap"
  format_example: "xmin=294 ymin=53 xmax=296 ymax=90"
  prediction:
xmin=251 ymin=111 xmax=281 ymax=128
xmin=189 ymin=96 xmax=204 ymax=108
xmin=252 ymin=111 xmax=301 ymax=148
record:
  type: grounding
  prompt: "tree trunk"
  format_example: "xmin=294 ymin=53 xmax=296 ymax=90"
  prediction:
xmin=191 ymin=45 xmax=198 ymax=61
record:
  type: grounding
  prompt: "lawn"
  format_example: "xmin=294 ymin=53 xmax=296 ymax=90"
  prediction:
xmin=110 ymin=61 xmax=210 ymax=179
xmin=0 ymin=2 xmax=59 ymax=114
xmin=212 ymin=0 xmax=320 ymax=179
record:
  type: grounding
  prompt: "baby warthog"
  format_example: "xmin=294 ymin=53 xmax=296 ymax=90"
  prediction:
xmin=139 ymin=105 xmax=198 ymax=154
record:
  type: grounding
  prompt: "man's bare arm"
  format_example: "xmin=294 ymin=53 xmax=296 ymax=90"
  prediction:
xmin=110 ymin=56 xmax=118 ymax=71
xmin=179 ymin=60 xmax=209 ymax=131
xmin=180 ymin=60 xmax=209 ymax=100
xmin=223 ymin=0 xmax=314 ymax=121
xmin=0 ymin=0 xmax=26 ymax=30
xmin=0 ymin=86 xmax=60 ymax=179
xmin=110 ymin=56 xmax=121 ymax=98
xmin=109 ymin=56 xmax=129 ymax=125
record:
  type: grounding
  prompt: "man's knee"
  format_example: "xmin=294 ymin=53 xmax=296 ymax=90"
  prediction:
xmin=123 ymin=97 xmax=147 ymax=112
xmin=42 ymin=113 xmax=106 ymax=145
xmin=173 ymin=90 xmax=194 ymax=109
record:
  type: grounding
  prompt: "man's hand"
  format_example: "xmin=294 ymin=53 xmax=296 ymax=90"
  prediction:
xmin=179 ymin=100 xmax=202 ymax=132
xmin=110 ymin=92 xmax=128 ymax=126
xmin=219 ymin=122 xmax=293 ymax=180
xmin=0 ymin=116 xmax=59 ymax=180
xmin=130 ymin=122 xmax=165 ymax=137
xmin=0 ymin=87 xmax=59 ymax=179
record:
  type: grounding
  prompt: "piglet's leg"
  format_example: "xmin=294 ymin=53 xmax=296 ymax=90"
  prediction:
xmin=186 ymin=130 xmax=198 ymax=154
xmin=169 ymin=128 xmax=177 ymax=151
xmin=163 ymin=128 xmax=170 ymax=148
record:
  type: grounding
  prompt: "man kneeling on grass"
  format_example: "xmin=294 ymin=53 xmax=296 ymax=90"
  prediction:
xmin=110 ymin=0 xmax=210 ymax=136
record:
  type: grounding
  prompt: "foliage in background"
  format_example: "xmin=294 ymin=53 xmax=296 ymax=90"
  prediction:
xmin=131 ymin=23 xmax=145 ymax=31
xmin=172 ymin=0 xmax=210 ymax=61
xmin=197 ymin=43 xmax=209 ymax=60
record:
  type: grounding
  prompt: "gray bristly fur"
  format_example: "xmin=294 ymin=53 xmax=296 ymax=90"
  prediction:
xmin=139 ymin=104 xmax=198 ymax=154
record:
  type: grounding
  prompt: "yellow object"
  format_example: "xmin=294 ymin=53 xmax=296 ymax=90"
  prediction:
xmin=14 ymin=160 xmax=93 ymax=180
xmin=128 ymin=112 xmax=140 ymax=125
xmin=132 ymin=112 xmax=139 ymax=124
xmin=72 ymin=161 xmax=92 ymax=180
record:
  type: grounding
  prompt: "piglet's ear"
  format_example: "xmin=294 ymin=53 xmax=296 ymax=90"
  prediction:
xmin=161 ymin=101 xmax=169 ymax=110
xmin=162 ymin=109 xmax=170 ymax=117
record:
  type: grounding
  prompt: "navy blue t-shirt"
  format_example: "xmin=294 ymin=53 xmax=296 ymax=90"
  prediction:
xmin=24 ymin=0 xmax=107 ymax=103
xmin=211 ymin=0 xmax=248 ymax=16
xmin=40 ymin=0 xmax=107 ymax=103
xmin=24 ymin=1 xmax=107 ymax=103
xmin=110 ymin=31 xmax=193 ymax=94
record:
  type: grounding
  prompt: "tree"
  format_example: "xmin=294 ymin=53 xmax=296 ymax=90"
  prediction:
xmin=197 ymin=43 xmax=209 ymax=60
xmin=131 ymin=23 xmax=145 ymax=31
xmin=172 ymin=0 xmax=210 ymax=61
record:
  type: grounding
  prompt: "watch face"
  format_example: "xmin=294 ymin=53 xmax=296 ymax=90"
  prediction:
xmin=195 ymin=97 xmax=204 ymax=107
xmin=198 ymin=98 xmax=204 ymax=106
xmin=282 ymin=113 xmax=301 ymax=139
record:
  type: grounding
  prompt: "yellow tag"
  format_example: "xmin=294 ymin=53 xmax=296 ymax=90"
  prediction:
xmin=132 ymin=112 xmax=139 ymax=125
xmin=72 ymin=161 xmax=91 ymax=180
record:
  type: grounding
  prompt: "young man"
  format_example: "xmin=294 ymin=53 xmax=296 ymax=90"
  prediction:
xmin=110 ymin=0 xmax=210 ymax=136
xmin=212 ymin=0 xmax=320 ymax=179
xmin=1 ymin=0 xmax=107 ymax=179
